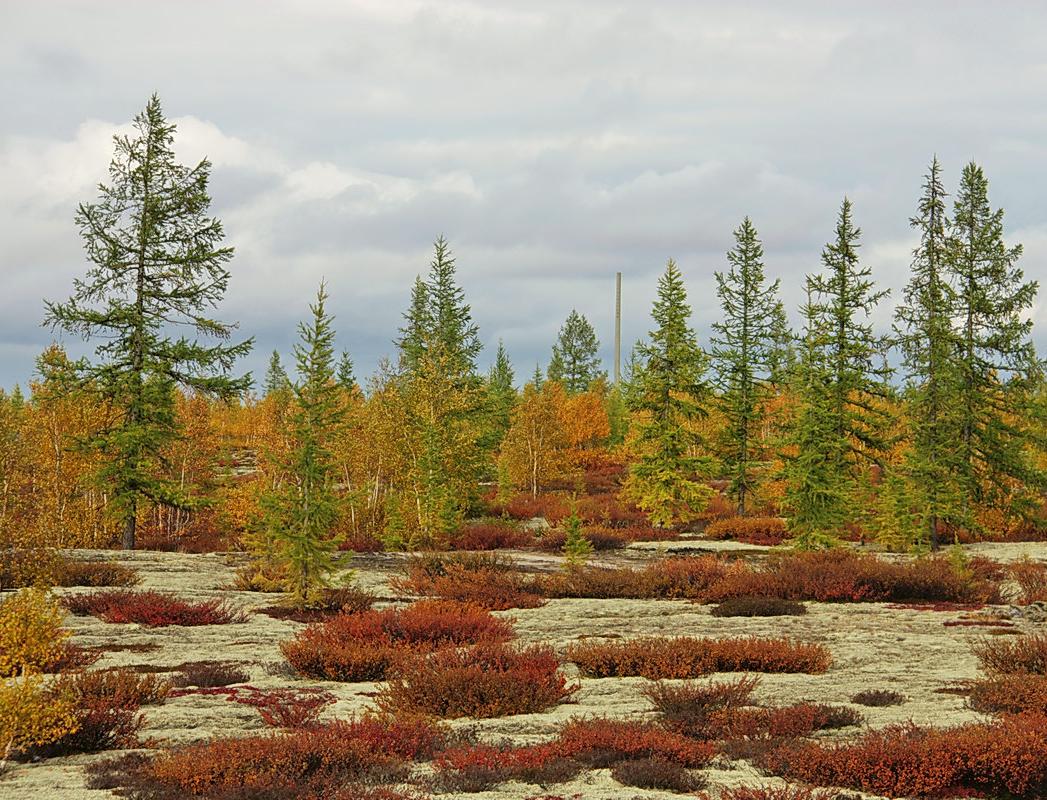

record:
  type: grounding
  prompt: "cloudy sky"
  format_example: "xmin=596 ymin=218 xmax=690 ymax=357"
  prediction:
xmin=1 ymin=1 xmax=1045 ymax=390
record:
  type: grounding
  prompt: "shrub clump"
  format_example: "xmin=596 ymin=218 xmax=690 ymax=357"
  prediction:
xmin=63 ymin=590 xmax=247 ymax=626
xmin=0 ymin=674 xmax=79 ymax=760
xmin=762 ymin=712 xmax=1047 ymax=799
xmin=711 ymin=596 xmax=807 ymax=617
xmin=282 ymin=600 xmax=515 ymax=681
xmin=610 ymin=757 xmax=705 ymax=792
xmin=0 ymin=588 xmax=72 ymax=677
xmin=973 ymin=632 xmax=1047 ymax=675
xmin=257 ymin=586 xmax=376 ymax=622
xmin=966 ymin=674 xmax=1047 ymax=715
xmin=54 ymin=560 xmax=140 ymax=587
xmin=537 ymin=555 xmax=734 ymax=600
xmin=393 ymin=553 xmax=545 ymax=610
xmin=568 ymin=636 xmax=831 ymax=679
xmin=556 ymin=718 xmax=715 ymax=767
xmin=449 ymin=519 xmax=533 ymax=551
xmin=709 ymin=788 xmax=842 ymax=800
xmin=170 ymin=661 xmax=250 ymax=688
xmin=705 ymin=516 xmax=788 ymax=546
xmin=377 ymin=643 xmax=577 ymax=718
xmin=851 ymin=688 xmax=906 ymax=707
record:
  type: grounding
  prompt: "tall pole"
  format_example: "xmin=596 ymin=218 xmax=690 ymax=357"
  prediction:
xmin=614 ymin=272 xmax=622 ymax=385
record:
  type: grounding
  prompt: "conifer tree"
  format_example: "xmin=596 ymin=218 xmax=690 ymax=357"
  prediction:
xmin=624 ymin=260 xmax=713 ymax=528
xmin=894 ymin=158 xmax=963 ymax=549
xmin=44 ymin=95 xmax=252 ymax=549
xmin=336 ymin=350 xmax=357 ymax=393
xmin=783 ymin=200 xmax=891 ymax=545
xmin=259 ymin=284 xmax=346 ymax=606
xmin=562 ymin=505 xmax=592 ymax=568
xmin=264 ymin=350 xmax=289 ymax=396
xmin=947 ymin=162 xmax=1044 ymax=518
xmin=711 ymin=217 xmax=782 ymax=515
xmin=485 ymin=340 xmax=516 ymax=450
xmin=547 ymin=310 xmax=605 ymax=393
xmin=766 ymin=301 xmax=795 ymax=389
xmin=531 ymin=363 xmax=544 ymax=390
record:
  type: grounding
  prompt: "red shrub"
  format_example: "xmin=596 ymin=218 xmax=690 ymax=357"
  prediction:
xmin=258 ymin=586 xmax=376 ymax=622
xmin=705 ymin=516 xmax=788 ymax=546
xmin=712 ymin=788 xmax=841 ymax=800
xmin=1009 ymin=558 xmax=1047 ymax=604
xmin=449 ymin=519 xmax=533 ymax=550
xmin=64 ymin=590 xmax=247 ymax=626
xmin=698 ymin=492 xmax=735 ymax=521
xmin=556 ymin=718 xmax=715 ymax=768
xmin=537 ymin=555 xmax=734 ymax=600
xmin=338 ymin=530 xmax=384 ymax=552
xmin=763 ymin=713 xmax=1047 ymax=799
xmin=967 ymin=674 xmax=1047 ymax=715
xmin=500 ymin=493 xmax=569 ymax=523
xmin=282 ymin=600 xmax=514 ymax=681
xmin=568 ymin=636 xmax=831 ymax=679
xmin=973 ymin=633 xmax=1047 ymax=675
xmin=433 ymin=743 xmax=580 ymax=792
xmin=644 ymin=675 xmax=760 ymax=734
xmin=178 ymin=686 xmax=336 ymax=727
xmin=377 ymin=643 xmax=577 ymax=718
xmin=539 ymin=525 xmax=628 ymax=552
xmin=617 ymin=525 xmax=683 ymax=542
xmin=574 ymin=493 xmax=646 ymax=527
xmin=392 ymin=553 xmax=545 ymax=610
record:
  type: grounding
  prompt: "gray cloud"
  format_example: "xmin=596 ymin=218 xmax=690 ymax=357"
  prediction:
xmin=1 ymin=0 xmax=1044 ymax=390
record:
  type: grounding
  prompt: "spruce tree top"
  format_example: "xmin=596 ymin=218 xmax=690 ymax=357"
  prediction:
xmin=547 ymin=309 xmax=605 ymax=393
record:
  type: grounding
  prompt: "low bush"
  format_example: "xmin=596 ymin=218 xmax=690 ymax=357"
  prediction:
xmin=54 ymin=560 xmax=139 ymax=587
xmin=499 ymin=493 xmax=569 ymax=523
xmin=973 ymin=632 xmax=1047 ymax=675
xmin=282 ymin=600 xmax=515 ymax=681
xmin=709 ymin=788 xmax=841 ymax=800
xmin=0 ymin=673 xmax=79 ymax=760
xmin=850 ymin=688 xmax=905 ymax=706
xmin=1009 ymin=558 xmax=1047 ymax=604
xmin=258 ymin=586 xmax=376 ymax=622
xmin=170 ymin=685 xmax=336 ymax=728
xmin=644 ymin=675 xmax=760 ymax=734
xmin=556 ymin=718 xmax=715 ymax=767
xmin=967 ymin=674 xmax=1047 ymax=715
xmin=170 ymin=661 xmax=249 ymax=688
xmin=64 ymin=590 xmax=247 ymax=626
xmin=538 ymin=526 xmax=628 ymax=552
xmin=610 ymin=757 xmax=705 ymax=792
xmin=92 ymin=716 xmax=446 ymax=800
xmin=763 ymin=712 xmax=1047 ymax=798
xmin=711 ymin=596 xmax=807 ymax=617
xmin=705 ymin=516 xmax=788 ymax=546
xmin=449 ymin=519 xmax=533 ymax=550
xmin=232 ymin=560 xmax=289 ymax=592
xmin=537 ymin=555 xmax=734 ymax=600
xmin=0 ymin=588 xmax=71 ymax=677
xmin=377 ymin=643 xmax=577 ymax=718
xmin=432 ymin=743 xmax=580 ymax=792
xmin=574 ymin=493 xmax=647 ymax=527
xmin=568 ymin=636 xmax=831 ymax=679
xmin=393 ymin=553 xmax=545 ymax=610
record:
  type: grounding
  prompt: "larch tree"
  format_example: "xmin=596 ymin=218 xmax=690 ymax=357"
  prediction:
xmin=44 ymin=94 xmax=252 ymax=550
xmin=264 ymin=350 xmax=289 ymax=396
xmin=947 ymin=162 xmax=1044 ymax=521
xmin=894 ymin=157 xmax=963 ymax=549
xmin=710 ymin=217 xmax=782 ymax=515
xmin=258 ymin=284 xmax=347 ymax=606
xmin=783 ymin=199 xmax=892 ymax=546
xmin=624 ymin=260 xmax=713 ymax=528
xmin=547 ymin=309 xmax=605 ymax=393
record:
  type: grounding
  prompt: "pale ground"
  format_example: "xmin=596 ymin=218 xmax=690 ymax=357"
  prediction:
xmin=2 ymin=541 xmax=1044 ymax=800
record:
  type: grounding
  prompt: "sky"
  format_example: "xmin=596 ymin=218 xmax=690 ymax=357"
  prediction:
xmin=1 ymin=1 xmax=1045 ymax=391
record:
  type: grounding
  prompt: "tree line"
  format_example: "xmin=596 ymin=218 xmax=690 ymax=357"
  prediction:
xmin=1 ymin=96 xmax=1044 ymax=605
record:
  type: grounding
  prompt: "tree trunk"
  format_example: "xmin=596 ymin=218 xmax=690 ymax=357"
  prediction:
xmin=123 ymin=502 xmax=136 ymax=550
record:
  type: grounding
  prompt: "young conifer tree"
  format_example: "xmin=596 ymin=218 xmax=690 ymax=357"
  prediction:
xmin=336 ymin=350 xmax=357 ymax=393
xmin=264 ymin=350 xmax=289 ymax=396
xmin=259 ymin=283 xmax=346 ymax=606
xmin=547 ymin=310 xmax=606 ymax=393
xmin=947 ymin=162 xmax=1044 ymax=521
xmin=624 ymin=260 xmax=712 ymax=528
xmin=711 ymin=217 xmax=782 ymax=515
xmin=484 ymin=340 xmax=516 ymax=450
xmin=894 ymin=158 xmax=963 ymax=549
xmin=45 ymin=95 xmax=252 ymax=550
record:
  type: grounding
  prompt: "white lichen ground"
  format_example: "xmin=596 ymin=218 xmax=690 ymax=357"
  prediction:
xmin=2 ymin=541 xmax=1044 ymax=800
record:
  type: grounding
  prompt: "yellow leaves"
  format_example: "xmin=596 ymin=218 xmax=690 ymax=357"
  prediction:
xmin=0 ymin=589 xmax=70 ymax=678
xmin=499 ymin=382 xmax=571 ymax=497
xmin=0 ymin=673 xmax=79 ymax=759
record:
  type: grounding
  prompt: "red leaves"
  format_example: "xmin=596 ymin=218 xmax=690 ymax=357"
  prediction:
xmin=63 ymin=589 xmax=246 ymax=626
xmin=705 ymin=516 xmax=789 ymax=546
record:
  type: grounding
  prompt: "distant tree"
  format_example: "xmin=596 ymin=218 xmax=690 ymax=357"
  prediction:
xmin=710 ymin=217 xmax=782 ymax=515
xmin=561 ymin=505 xmax=592 ymax=568
xmin=44 ymin=94 xmax=252 ymax=550
xmin=264 ymin=350 xmax=290 ymax=396
xmin=894 ymin=158 xmax=963 ymax=549
xmin=947 ymin=162 xmax=1045 ymax=520
xmin=484 ymin=340 xmax=516 ymax=450
xmin=336 ymin=350 xmax=357 ymax=393
xmin=531 ymin=363 xmax=544 ymax=390
xmin=258 ymin=284 xmax=346 ymax=606
xmin=547 ymin=310 xmax=605 ymax=393
xmin=766 ymin=301 xmax=795 ymax=389
xmin=783 ymin=200 xmax=892 ymax=546
xmin=624 ymin=260 xmax=713 ymax=528
xmin=499 ymin=381 xmax=570 ymax=497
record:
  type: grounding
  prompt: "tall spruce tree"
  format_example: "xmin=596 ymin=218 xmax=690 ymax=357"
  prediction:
xmin=336 ymin=350 xmax=357 ymax=393
xmin=947 ymin=162 xmax=1044 ymax=519
xmin=766 ymin=301 xmax=795 ymax=388
xmin=624 ymin=260 xmax=713 ymax=528
xmin=547 ymin=310 xmax=605 ymax=393
xmin=894 ymin=158 xmax=963 ymax=549
xmin=485 ymin=340 xmax=516 ymax=449
xmin=264 ymin=350 xmax=289 ymax=396
xmin=711 ymin=217 xmax=782 ymax=515
xmin=45 ymin=95 xmax=252 ymax=550
xmin=259 ymin=284 xmax=346 ymax=606
xmin=783 ymin=199 xmax=892 ymax=545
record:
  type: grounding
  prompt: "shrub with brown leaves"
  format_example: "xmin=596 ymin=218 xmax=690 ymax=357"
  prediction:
xmin=966 ymin=674 xmax=1047 ymax=715
xmin=54 ymin=560 xmax=140 ymax=587
xmin=711 ymin=596 xmax=807 ymax=617
xmin=972 ymin=632 xmax=1047 ymax=675
xmin=170 ymin=660 xmax=250 ymax=688
xmin=64 ymin=590 xmax=247 ymax=626
xmin=705 ymin=516 xmax=788 ymax=546
xmin=850 ymin=688 xmax=905 ymax=707
xmin=393 ymin=553 xmax=546 ymax=610
xmin=610 ymin=757 xmax=705 ymax=792
xmin=258 ymin=586 xmax=376 ymax=622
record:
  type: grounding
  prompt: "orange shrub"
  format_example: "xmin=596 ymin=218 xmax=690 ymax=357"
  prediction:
xmin=711 ymin=788 xmax=841 ymax=800
xmin=54 ymin=560 xmax=139 ymax=587
xmin=1009 ymin=558 xmax=1047 ymax=604
xmin=610 ymin=757 xmax=705 ymax=792
xmin=972 ymin=633 xmax=1047 ymax=675
xmin=556 ymin=718 xmax=715 ymax=767
xmin=568 ymin=636 xmax=831 ymax=679
xmin=537 ymin=555 xmax=734 ymax=600
xmin=392 ymin=553 xmax=545 ymax=610
xmin=377 ymin=642 xmax=577 ymax=718
xmin=967 ymin=674 xmax=1047 ymax=715
xmin=705 ymin=516 xmax=788 ymax=546
xmin=63 ymin=590 xmax=247 ymax=626
xmin=449 ymin=519 xmax=533 ymax=550
xmin=499 ymin=493 xmax=569 ymax=523
xmin=763 ymin=712 xmax=1047 ymax=799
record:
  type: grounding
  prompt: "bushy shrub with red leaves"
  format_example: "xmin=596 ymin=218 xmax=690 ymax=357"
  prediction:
xmin=568 ymin=636 xmax=831 ymax=679
xmin=393 ymin=553 xmax=546 ymax=610
xmin=557 ymin=718 xmax=715 ymax=768
xmin=259 ymin=586 xmax=376 ymax=622
xmin=64 ymin=590 xmax=247 ymax=626
xmin=433 ymin=743 xmax=580 ymax=792
xmin=1009 ymin=558 xmax=1047 ymax=604
xmin=282 ymin=600 xmax=515 ymax=681
xmin=538 ymin=526 xmax=628 ymax=552
xmin=573 ymin=493 xmax=647 ymax=527
xmin=967 ymin=674 xmax=1047 ymax=715
xmin=170 ymin=685 xmax=336 ymax=727
xmin=499 ymin=493 xmax=569 ymax=523
xmin=973 ymin=632 xmax=1047 ymax=675
xmin=537 ymin=555 xmax=734 ymax=600
xmin=702 ymin=787 xmax=841 ymax=800
xmin=378 ymin=642 xmax=577 ymax=718
xmin=762 ymin=712 xmax=1047 ymax=798
xmin=449 ymin=519 xmax=533 ymax=550
xmin=705 ymin=516 xmax=788 ymax=546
